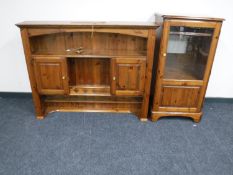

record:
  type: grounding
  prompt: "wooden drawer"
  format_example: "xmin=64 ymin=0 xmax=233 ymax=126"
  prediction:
xmin=159 ymin=85 xmax=201 ymax=110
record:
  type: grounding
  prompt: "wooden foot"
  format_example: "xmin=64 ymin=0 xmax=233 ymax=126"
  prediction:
xmin=36 ymin=115 xmax=45 ymax=120
xmin=151 ymin=115 xmax=159 ymax=122
xmin=140 ymin=118 xmax=148 ymax=122
xmin=193 ymin=114 xmax=202 ymax=123
xmin=151 ymin=111 xmax=203 ymax=123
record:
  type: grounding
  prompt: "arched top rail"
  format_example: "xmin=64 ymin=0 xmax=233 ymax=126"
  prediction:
xmin=27 ymin=28 xmax=149 ymax=38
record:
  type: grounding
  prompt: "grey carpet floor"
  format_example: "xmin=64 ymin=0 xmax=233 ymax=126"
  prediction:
xmin=0 ymin=96 xmax=233 ymax=175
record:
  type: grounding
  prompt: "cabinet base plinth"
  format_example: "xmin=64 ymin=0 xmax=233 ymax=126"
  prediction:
xmin=151 ymin=111 xmax=202 ymax=123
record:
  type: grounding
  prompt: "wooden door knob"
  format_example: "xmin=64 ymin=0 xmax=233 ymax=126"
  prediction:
xmin=113 ymin=77 xmax=116 ymax=81
xmin=62 ymin=76 xmax=66 ymax=80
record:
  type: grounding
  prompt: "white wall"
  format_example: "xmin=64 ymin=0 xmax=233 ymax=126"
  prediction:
xmin=0 ymin=0 xmax=232 ymax=97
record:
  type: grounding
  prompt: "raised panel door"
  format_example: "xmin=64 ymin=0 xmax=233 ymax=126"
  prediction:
xmin=111 ymin=58 xmax=146 ymax=96
xmin=33 ymin=57 xmax=69 ymax=95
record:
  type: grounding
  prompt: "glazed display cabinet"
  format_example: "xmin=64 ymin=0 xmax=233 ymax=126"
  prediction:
xmin=151 ymin=15 xmax=224 ymax=122
xmin=16 ymin=22 xmax=159 ymax=121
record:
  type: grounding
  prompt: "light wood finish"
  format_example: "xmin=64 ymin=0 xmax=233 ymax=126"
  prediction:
xmin=17 ymin=21 xmax=158 ymax=120
xmin=151 ymin=15 xmax=224 ymax=123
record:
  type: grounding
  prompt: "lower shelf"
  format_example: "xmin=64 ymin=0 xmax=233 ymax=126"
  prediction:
xmin=44 ymin=95 xmax=143 ymax=117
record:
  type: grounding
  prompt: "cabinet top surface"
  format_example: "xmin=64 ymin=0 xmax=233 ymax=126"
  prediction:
xmin=162 ymin=15 xmax=224 ymax=22
xmin=16 ymin=21 xmax=160 ymax=28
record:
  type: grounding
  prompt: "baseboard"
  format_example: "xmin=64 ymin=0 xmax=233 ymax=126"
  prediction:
xmin=0 ymin=92 xmax=32 ymax=98
xmin=0 ymin=92 xmax=233 ymax=103
xmin=205 ymin=97 xmax=233 ymax=103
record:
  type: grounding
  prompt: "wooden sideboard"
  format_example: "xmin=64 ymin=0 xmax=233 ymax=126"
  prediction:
xmin=151 ymin=15 xmax=224 ymax=122
xmin=16 ymin=21 xmax=159 ymax=121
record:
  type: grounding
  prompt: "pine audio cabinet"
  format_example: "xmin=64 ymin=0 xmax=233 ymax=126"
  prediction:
xmin=151 ymin=15 xmax=224 ymax=122
xmin=16 ymin=22 xmax=159 ymax=121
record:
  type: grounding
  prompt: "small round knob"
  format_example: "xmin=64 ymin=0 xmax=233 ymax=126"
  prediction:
xmin=62 ymin=76 xmax=66 ymax=80
xmin=113 ymin=77 xmax=116 ymax=81
xmin=163 ymin=53 xmax=167 ymax=57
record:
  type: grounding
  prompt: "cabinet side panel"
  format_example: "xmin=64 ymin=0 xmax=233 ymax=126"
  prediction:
xmin=197 ymin=22 xmax=223 ymax=111
xmin=20 ymin=28 xmax=44 ymax=118
xmin=141 ymin=29 xmax=156 ymax=119
xmin=152 ymin=21 xmax=170 ymax=111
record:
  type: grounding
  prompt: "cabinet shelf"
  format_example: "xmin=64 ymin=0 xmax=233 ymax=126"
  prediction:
xmin=44 ymin=95 xmax=143 ymax=104
xmin=32 ymin=49 xmax=147 ymax=58
xmin=170 ymin=31 xmax=212 ymax=37
xmin=164 ymin=53 xmax=206 ymax=80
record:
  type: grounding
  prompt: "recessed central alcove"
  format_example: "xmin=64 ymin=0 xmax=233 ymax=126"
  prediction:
xmin=68 ymin=57 xmax=111 ymax=96
xmin=29 ymin=32 xmax=147 ymax=57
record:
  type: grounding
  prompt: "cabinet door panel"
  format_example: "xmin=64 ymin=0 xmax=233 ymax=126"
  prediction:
xmin=34 ymin=57 xmax=69 ymax=95
xmin=111 ymin=58 xmax=146 ymax=96
xmin=160 ymin=86 xmax=200 ymax=108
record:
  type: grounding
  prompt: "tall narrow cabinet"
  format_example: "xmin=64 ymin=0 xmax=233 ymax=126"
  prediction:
xmin=16 ymin=22 xmax=159 ymax=121
xmin=151 ymin=15 xmax=224 ymax=122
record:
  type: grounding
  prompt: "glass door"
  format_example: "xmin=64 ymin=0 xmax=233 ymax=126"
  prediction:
xmin=164 ymin=26 xmax=214 ymax=80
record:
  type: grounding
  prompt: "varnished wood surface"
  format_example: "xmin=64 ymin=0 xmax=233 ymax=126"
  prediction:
xmin=151 ymin=111 xmax=202 ymax=123
xmin=151 ymin=16 xmax=223 ymax=122
xmin=28 ymin=28 xmax=149 ymax=38
xmin=20 ymin=29 xmax=45 ymax=119
xmin=69 ymin=86 xmax=111 ymax=96
xmin=68 ymin=58 xmax=110 ymax=86
xmin=162 ymin=15 xmax=224 ymax=22
xmin=111 ymin=58 xmax=146 ymax=96
xmin=30 ymin=32 xmax=147 ymax=57
xmin=45 ymin=95 xmax=143 ymax=103
xmin=16 ymin=21 xmax=160 ymax=29
xmin=33 ymin=57 xmax=69 ymax=95
xmin=18 ymin=21 xmax=157 ymax=120
xmin=31 ymin=50 xmax=147 ymax=58
xmin=141 ymin=29 xmax=156 ymax=119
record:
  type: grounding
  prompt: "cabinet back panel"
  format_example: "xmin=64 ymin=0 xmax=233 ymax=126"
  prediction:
xmin=30 ymin=32 xmax=147 ymax=55
xmin=68 ymin=58 xmax=110 ymax=86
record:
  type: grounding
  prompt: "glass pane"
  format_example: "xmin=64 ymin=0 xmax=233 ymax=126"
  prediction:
xmin=164 ymin=26 xmax=214 ymax=80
